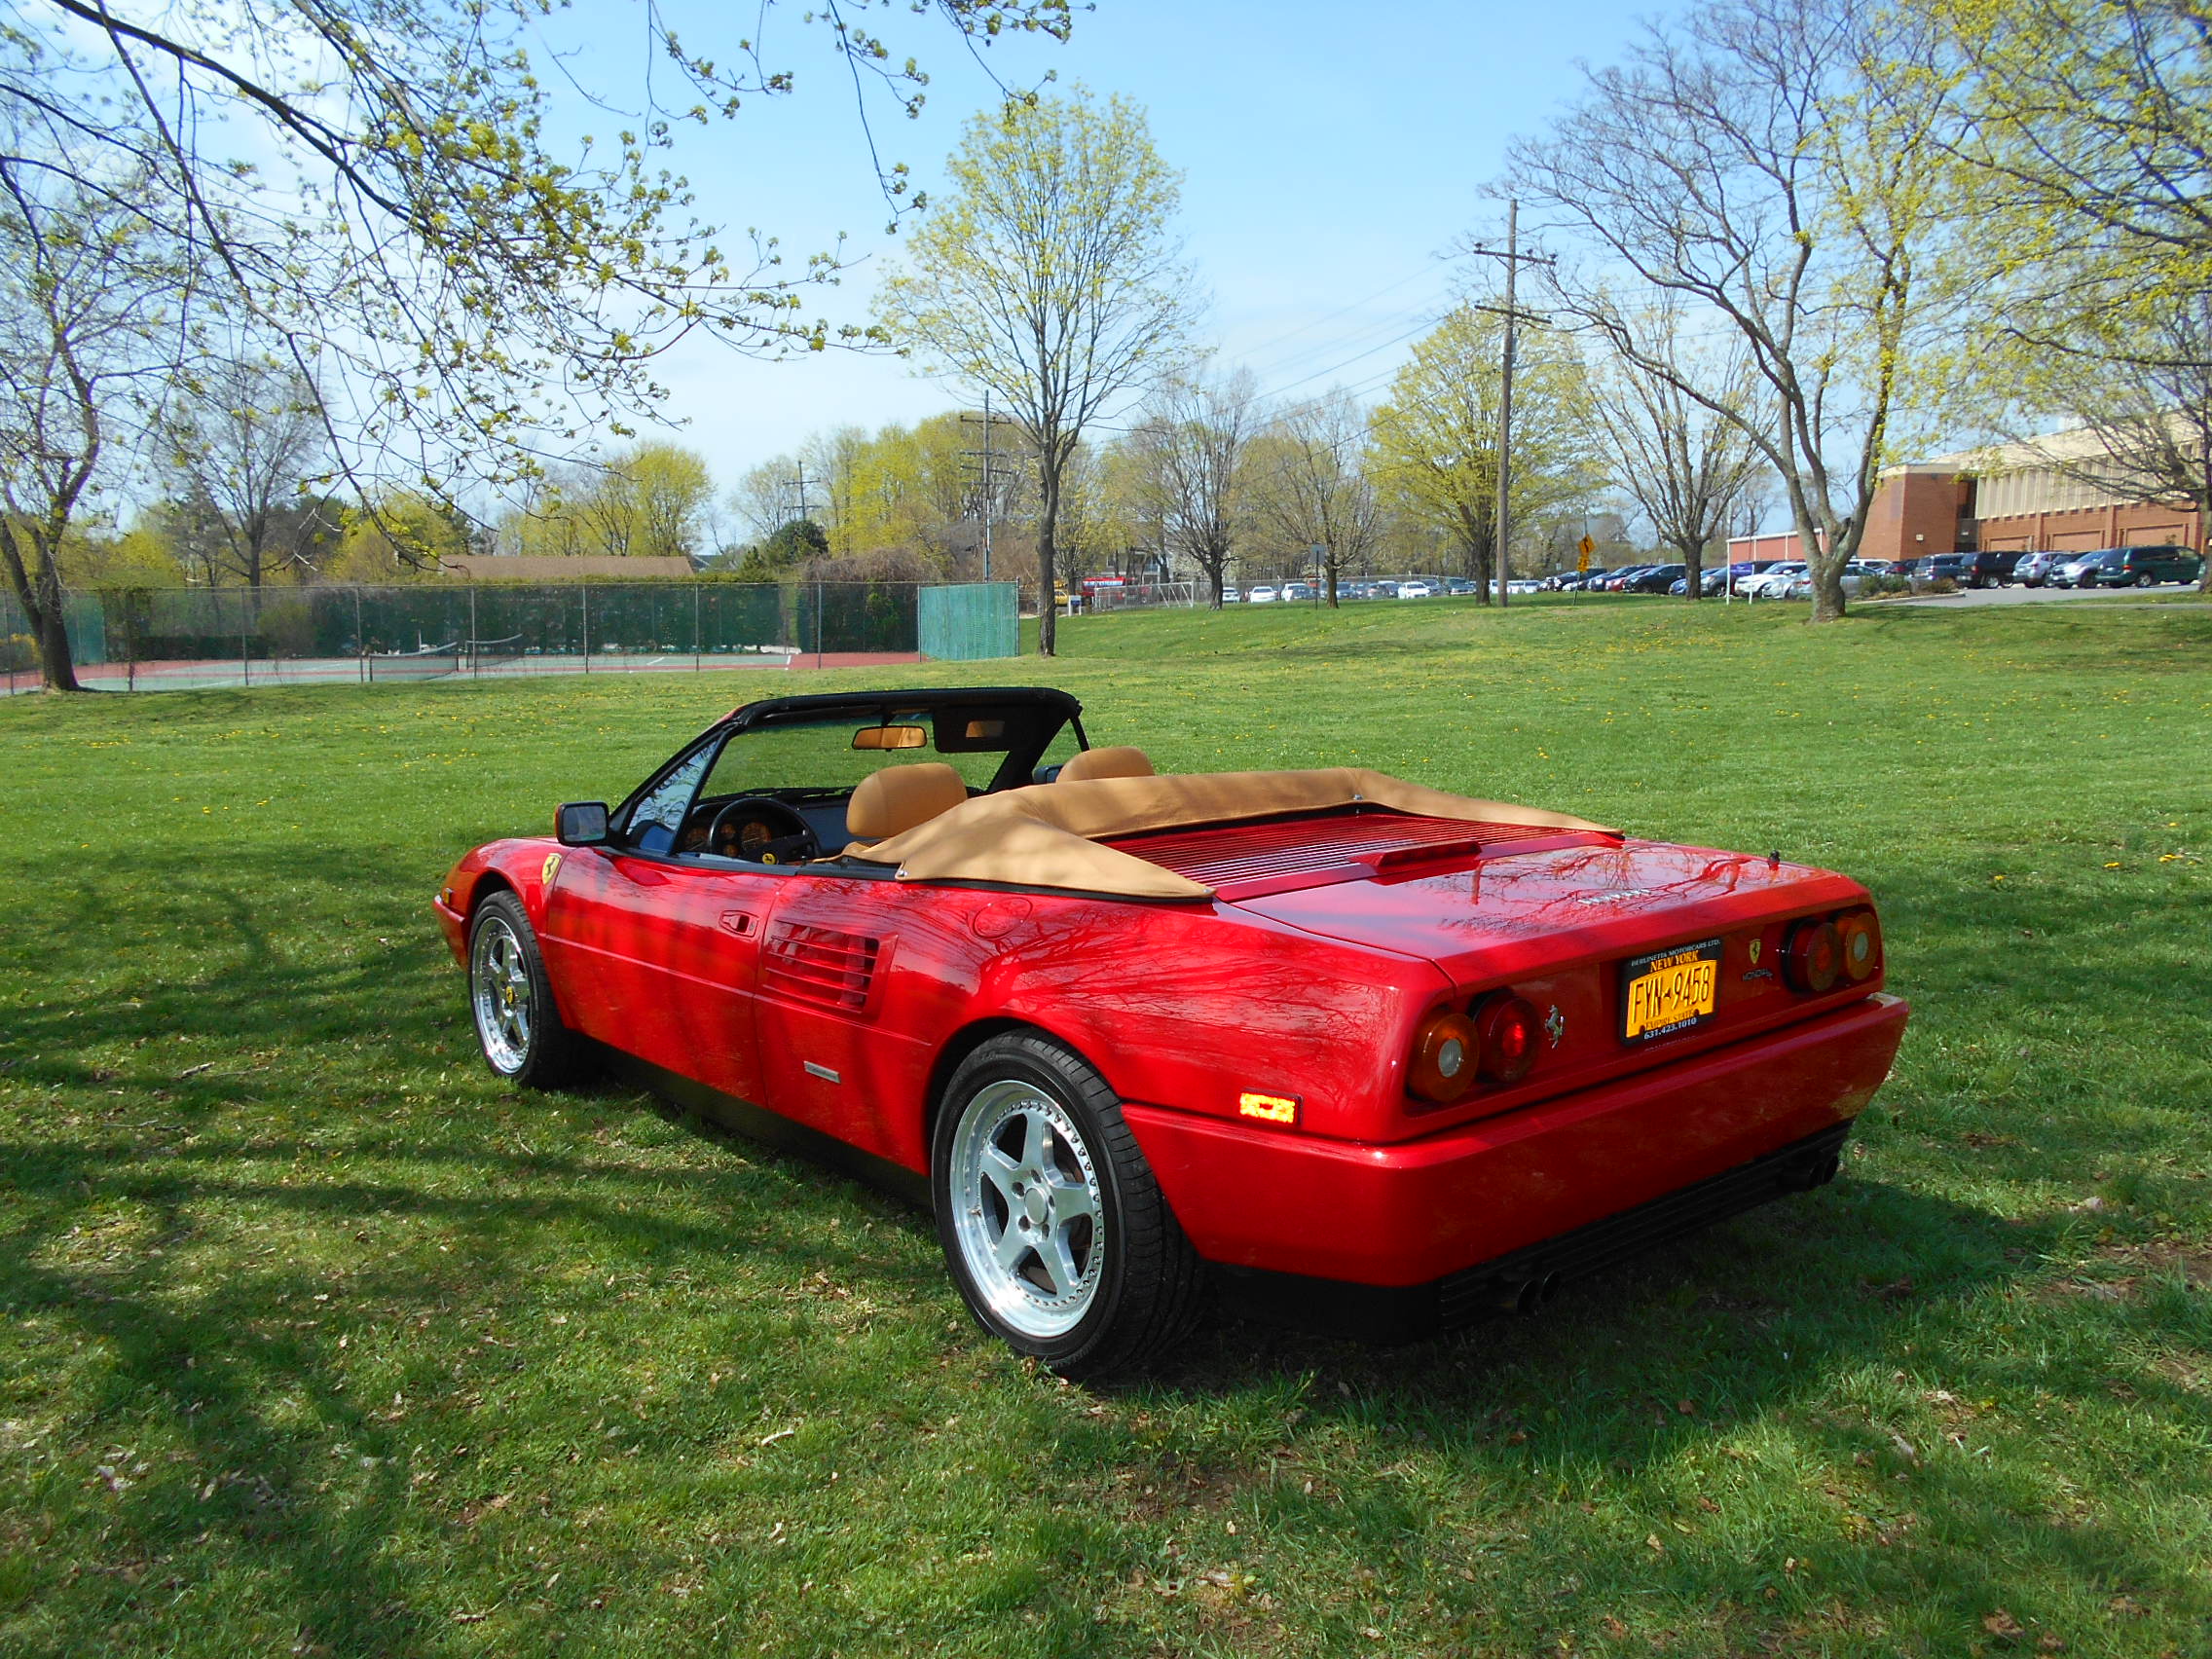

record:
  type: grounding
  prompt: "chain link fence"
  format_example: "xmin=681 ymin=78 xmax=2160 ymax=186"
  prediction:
xmin=1 ymin=580 xmax=1019 ymax=693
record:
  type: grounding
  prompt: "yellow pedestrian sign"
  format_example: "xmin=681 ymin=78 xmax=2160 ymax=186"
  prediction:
xmin=1576 ymin=534 xmax=1596 ymax=571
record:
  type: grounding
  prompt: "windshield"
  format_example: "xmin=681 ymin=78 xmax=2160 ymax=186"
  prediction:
xmin=699 ymin=712 xmax=1016 ymax=802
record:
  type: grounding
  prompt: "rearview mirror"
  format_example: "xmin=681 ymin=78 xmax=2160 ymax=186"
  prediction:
xmin=555 ymin=801 xmax=609 ymax=845
xmin=852 ymin=724 xmax=928 ymax=751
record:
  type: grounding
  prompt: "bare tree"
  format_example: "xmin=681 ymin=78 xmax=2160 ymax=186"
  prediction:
xmin=1585 ymin=303 xmax=1766 ymax=597
xmin=1508 ymin=0 xmax=1955 ymax=621
xmin=0 ymin=140 xmax=188 ymax=689
xmin=1259 ymin=388 xmax=1382 ymax=607
xmin=877 ymin=89 xmax=1193 ymax=653
xmin=161 ymin=354 xmax=329 ymax=587
xmin=1128 ymin=367 xmax=1259 ymax=608
xmin=1996 ymin=296 xmax=2212 ymax=592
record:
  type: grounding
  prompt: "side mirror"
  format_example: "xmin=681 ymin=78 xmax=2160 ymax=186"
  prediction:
xmin=554 ymin=801 xmax=609 ymax=846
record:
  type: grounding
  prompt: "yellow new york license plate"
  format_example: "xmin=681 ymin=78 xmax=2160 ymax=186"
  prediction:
xmin=1620 ymin=939 xmax=1723 ymax=1043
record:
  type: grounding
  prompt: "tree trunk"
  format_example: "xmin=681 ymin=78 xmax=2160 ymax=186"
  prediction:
xmin=1325 ymin=557 xmax=1340 ymax=608
xmin=1036 ymin=445 xmax=1062 ymax=657
xmin=1681 ymin=539 xmax=1704 ymax=602
xmin=0 ymin=521 xmax=83 ymax=692
xmin=32 ymin=597 xmax=80 ymax=691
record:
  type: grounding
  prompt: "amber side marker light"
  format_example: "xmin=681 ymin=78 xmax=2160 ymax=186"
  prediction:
xmin=1783 ymin=919 xmax=1844 ymax=993
xmin=1238 ymin=1091 xmax=1300 ymax=1125
xmin=1837 ymin=908 xmax=1882 ymax=982
xmin=1408 ymin=1010 xmax=1478 ymax=1105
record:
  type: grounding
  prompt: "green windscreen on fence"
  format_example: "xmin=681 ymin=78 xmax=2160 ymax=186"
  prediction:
xmin=917 ymin=582 xmax=1018 ymax=661
xmin=5 ymin=578 xmax=1018 ymax=691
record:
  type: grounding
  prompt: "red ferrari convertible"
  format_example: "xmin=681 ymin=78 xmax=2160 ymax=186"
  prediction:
xmin=435 ymin=687 xmax=1907 ymax=1377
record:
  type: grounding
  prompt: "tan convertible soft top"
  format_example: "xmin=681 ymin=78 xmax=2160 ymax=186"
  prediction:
xmin=843 ymin=767 xmax=1614 ymax=899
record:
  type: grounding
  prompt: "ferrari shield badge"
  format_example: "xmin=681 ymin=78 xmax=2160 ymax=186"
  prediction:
xmin=541 ymin=852 xmax=564 ymax=888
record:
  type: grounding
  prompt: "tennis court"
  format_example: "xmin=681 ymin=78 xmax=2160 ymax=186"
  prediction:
xmin=1 ymin=579 xmax=1008 ymax=693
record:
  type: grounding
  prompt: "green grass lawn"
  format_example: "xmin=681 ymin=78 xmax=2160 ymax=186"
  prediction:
xmin=2 ymin=597 xmax=2207 ymax=1658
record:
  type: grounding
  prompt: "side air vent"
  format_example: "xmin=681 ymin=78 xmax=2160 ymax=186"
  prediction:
xmin=762 ymin=923 xmax=881 ymax=1011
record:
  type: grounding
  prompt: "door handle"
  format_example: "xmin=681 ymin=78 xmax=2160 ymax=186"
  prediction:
xmin=719 ymin=910 xmax=756 ymax=937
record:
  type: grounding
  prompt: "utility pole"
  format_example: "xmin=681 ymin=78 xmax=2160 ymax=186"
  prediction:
xmin=1462 ymin=200 xmax=1554 ymax=608
xmin=786 ymin=464 xmax=821 ymax=528
xmin=962 ymin=401 xmax=1018 ymax=583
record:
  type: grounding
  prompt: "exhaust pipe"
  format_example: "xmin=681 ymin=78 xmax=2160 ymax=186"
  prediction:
xmin=1511 ymin=1272 xmax=1564 ymax=1316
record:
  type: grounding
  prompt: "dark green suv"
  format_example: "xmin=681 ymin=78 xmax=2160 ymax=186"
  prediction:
xmin=2080 ymin=545 xmax=2204 ymax=587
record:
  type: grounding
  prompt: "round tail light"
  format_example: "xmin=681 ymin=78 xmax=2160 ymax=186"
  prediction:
xmin=1475 ymin=994 xmax=1541 ymax=1086
xmin=1409 ymin=1009 xmax=1478 ymax=1104
xmin=1837 ymin=909 xmax=1881 ymax=982
xmin=1783 ymin=920 xmax=1843 ymax=993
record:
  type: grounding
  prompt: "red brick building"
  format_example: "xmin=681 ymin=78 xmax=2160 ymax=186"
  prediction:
xmin=1727 ymin=428 xmax=2201 ymax=564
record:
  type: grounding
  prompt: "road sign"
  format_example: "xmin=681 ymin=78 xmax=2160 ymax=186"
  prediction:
xmin=1576 ymin=534 xmax=1595 ymax=571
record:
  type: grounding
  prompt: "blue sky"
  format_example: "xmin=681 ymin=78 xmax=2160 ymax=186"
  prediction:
xmin=556 ymin=0 xmax=1679 ymax=489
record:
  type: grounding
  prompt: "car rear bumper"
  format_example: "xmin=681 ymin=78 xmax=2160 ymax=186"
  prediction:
xmin=1124 ymin=991 xmax=1907 ymax=1294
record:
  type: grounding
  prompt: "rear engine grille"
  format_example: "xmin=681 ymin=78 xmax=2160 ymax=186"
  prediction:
xmin=1107 ymin=810 xmax=1581 ymax=888
xmin=762 ymin=923 xmax=880 ymax=1010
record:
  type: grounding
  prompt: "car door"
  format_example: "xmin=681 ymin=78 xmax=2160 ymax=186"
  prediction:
xmin=543 ymin=848 xmax=776 ymax=1101
xmin=537 ymin=733 xmax=776 ymax=1101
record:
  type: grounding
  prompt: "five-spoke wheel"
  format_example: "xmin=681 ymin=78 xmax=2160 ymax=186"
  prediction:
xmin=932 ymin=1032 xmax=1201 ymax=1377
xmin=467 ymin=891 xmax=588 ymax=1088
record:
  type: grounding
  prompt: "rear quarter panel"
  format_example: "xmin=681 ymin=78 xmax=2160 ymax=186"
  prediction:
xmin=751 ymin=878 xmax=1451 ymax=1173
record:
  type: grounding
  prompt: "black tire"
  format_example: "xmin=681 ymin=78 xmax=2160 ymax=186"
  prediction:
xmin=467 ymin=891 xmax=591 ymax=1088
xmin=931 ymin=1032 xmax=1203 ymax=1379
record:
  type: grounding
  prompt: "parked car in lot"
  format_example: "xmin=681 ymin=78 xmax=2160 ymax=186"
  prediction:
xmin=2046 ymin=553 xmax=2107 ymax=589
xmin=1742 ymin=562 xmax=1809 ymax=599
xmin=1595 ymin=566 xmax=1647 ymax=592
xmin=2074 ymin=544 xmax=2204 ymax=587
xmin=1782 ymin=562 xmax=1878 ymax=601
xmin=1625 ymin=565 xmax=1687 ymax=594
xmin=1281 ymin=581 xmax=1314 ymax=602
xmin=1909 ymin=554 xmax=1969 ymax=587
xmin=1722 ymin=561 xmax=1784 ymax=595
xmin=1954 ymin=549 xmax=2020 ymax=588
xmin=1248 ymin=585 xmax=1279 ymax=604
xmin=2010 ymin=551 xmax=2065 ymax=588
xmin=442 ymin=684 xmax=1906 ymax=1374
xmin=1398 ymin=580 xmax=1436 ymax=598
xmin=1447 ymin=577 xmax=1481 ymax=596
xmin=1220 ymin=586 xmax=1242 ymax=603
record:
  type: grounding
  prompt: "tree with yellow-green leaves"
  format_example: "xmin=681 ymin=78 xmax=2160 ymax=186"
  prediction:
xmin=876 ymin=88 xmax=1195 ymax=654
xmin=498 ymin=443 xmax=715 ymax=563
xmin=1919 ymin=0 xmax=2212 ymax=592
xmin=1367 ymin=305 xmax=1604 ymax=598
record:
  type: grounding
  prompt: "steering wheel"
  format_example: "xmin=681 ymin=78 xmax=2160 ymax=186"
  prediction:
xmin=705 ymin=797 xmax=819 ymax=866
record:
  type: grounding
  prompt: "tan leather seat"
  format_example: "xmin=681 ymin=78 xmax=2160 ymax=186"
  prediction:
xmin=1056 ymin=745 xmax=1154 ymax=783
xmin=846 ymin=761 xmax=970 ymax=842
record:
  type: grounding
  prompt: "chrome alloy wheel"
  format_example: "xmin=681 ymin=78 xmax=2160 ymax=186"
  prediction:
xmin=947 ymin=1079 xmax=1106 ymax=1340
xmin=470 ymin=913 xmax=534 ymax=1074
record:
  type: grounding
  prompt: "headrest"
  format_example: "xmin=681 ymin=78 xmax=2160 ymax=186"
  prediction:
xmin=1056 ymin=745 xmax=1154 ymax=782
xmin=846 ymin=762 xmax=970 ymax=841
